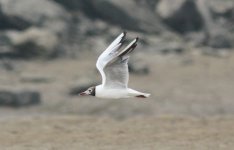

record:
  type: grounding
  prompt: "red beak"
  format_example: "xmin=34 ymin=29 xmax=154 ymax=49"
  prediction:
xmin=79 ymin=92 xmax=87 ymax=96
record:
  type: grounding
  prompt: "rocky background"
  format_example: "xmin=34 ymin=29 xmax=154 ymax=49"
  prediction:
xmin=0 ymin=0 xmax=233 ymax=59
xmin=0 ymin=0 xmax=234 ymax=114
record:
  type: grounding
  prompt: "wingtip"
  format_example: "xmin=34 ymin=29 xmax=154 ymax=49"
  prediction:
xmin=135 ymin=37 xmax=139 ymax=42
xmin=132 ymin=37 xmax=139 ymax=45
xmin=119 ymin=31 xmax=127 ymax=39
xmin=120 ymin=31 xmax=127 ymax=43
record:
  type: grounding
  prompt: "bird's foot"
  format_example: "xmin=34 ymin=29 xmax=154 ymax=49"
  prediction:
xmin=136 ymin=95 xmax=147 ymax=98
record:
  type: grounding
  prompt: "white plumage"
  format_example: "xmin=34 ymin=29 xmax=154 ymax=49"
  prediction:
xmin=80 ymin=32 xmax=150 ymax=99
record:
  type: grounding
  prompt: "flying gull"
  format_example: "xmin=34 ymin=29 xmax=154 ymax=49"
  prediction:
xmin=79 ymin=32 xmax=150 ymax=99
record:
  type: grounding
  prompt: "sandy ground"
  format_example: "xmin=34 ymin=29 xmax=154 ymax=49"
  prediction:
xmin=0 ymin=116 xmax=234 ymax=150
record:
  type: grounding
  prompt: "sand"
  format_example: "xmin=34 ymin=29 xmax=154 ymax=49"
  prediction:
xmin=0 ymin=116 xmax=234 ymax=150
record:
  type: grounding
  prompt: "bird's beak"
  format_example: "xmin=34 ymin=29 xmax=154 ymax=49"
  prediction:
xmin=79 ymin=92 xmax=88 ymax=96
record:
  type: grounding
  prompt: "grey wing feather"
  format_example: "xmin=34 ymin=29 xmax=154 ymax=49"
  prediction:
xmin=104 ymin=58 xmax=129 ymax=88
xmin=103 ymin=38 xmax=138 ymax=88
xmin=96 ymin=32 xmax=126 ymax=86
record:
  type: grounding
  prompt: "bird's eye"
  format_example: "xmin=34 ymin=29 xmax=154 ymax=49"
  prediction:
xmin=89 ymin=90 xmax=91 ymax=92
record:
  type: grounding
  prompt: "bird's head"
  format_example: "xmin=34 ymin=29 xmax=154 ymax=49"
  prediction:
xmin=79 ymin=86 xmax=96 ymax=96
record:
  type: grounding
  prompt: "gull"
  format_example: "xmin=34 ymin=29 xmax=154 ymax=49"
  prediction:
xmin=79 ymin=32 xmax=150 ymax=99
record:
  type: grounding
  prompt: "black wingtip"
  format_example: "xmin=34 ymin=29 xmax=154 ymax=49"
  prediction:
xmin=118 ymin=38 xmax=138 ymax=57
xmin=135 ymin=37 xmax=139 ymax=42
xmin=120 ymin=31 xmax=127 ymax=44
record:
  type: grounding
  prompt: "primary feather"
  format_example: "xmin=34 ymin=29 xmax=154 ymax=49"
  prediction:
xmin=96 ymin=32 xmax=138 ymax=88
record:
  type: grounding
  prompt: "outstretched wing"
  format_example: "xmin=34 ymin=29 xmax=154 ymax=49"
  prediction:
xmin=96 ymin=32 xmax=126 ymax=87
xmin=96 ymin=32 xmax=138 ymax=88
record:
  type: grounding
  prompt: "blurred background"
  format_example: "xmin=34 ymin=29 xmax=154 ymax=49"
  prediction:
xmin=0 ymin=0 xmax=234 ymax=119
xmin=1 ymin=0 xmax=234 ymax=149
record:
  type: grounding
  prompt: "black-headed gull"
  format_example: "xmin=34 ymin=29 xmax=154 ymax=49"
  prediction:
xmin=79 ymin=32 xmax=150 ymax=99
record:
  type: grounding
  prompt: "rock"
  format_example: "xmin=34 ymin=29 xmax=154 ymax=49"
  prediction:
xmin=53 ymin=0 xmax=88 ymax=11
xmin=207 ymin=32 xmax=232 ymax=49
xmin=156 ymin=0 xmax=203 ymax=34
xmin=0 ymin=0 xmax=71 ymax=58
xmin=0 ymin=90 xmax=41 ymax=107
xmin=0 ymin=59 xmax=15 ymax=71
xmin=206 ymin=0 xmax=234 ymax=49
xmin=196 ymin=0 xmax=234 ymax=49
xmin=91 ymin=0 xmax=165 ymax=33
xmin=0 ymin=91 xmax=16 ymax=106
xmin=0 ymin=33 xmax=15 ymax=58
xmin=16 ymin=91 xmax=41 ymax=107
xmin=0 ymin=0 xmax=69 ymax=33
xmin=54 ymin=0 xmax=164 ymax=33
xmin=0 ymin=4 xmax=30 ymax=30
xmin=5 ymin=27 xmax=58 ymax=58
xmin=208 ymin=0 xmax=234 ymax=20
xmin=69 ymin=78 xmax=98 ymax=96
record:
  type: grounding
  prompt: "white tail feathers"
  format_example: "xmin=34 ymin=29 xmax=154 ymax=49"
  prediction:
xmin=127 ymin=88 xmax=150 ymax=98
xmin=144 ymin=93 xmax=151 ymax=97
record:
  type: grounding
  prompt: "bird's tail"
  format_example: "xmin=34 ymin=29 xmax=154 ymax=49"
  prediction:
xmin=128 ymin=88 xmax=150 ymax=98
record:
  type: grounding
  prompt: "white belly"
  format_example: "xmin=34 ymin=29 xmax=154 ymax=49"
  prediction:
xmin=97 ymin=89 xmax=130 ymax=99
xmin=95 ymin=85 xmax=148 ymax=99
xmin=96 ymin=85 xmax=130 ymax=99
